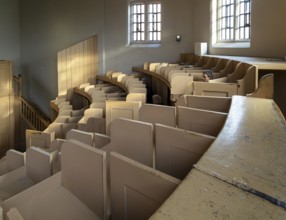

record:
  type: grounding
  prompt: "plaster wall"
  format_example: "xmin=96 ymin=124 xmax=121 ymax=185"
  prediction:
xmin=192 ymin=0 xmax=286 ymax=58
xmin=0 ymin=0 xmax=21 ymax=74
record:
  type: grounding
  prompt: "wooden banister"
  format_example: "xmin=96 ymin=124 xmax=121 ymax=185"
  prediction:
xmin=20 ymin=97 xmax=51 ymax=131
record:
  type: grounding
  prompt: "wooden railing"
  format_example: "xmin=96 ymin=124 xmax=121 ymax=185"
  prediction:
xmin=13 ymin=75 xmax=51 ymax=131
xmin=20 ymin=97 xmax=51 ymax=131
xmin=132 ymin=67 xmax=171 ymax=105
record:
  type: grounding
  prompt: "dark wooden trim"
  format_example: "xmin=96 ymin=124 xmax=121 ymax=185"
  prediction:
xmin=96 ymin=75 xmax=129 ymax=94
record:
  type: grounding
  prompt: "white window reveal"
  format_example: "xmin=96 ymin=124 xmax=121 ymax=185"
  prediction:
xmin=212 ymin=0 xmax=251 ymax=48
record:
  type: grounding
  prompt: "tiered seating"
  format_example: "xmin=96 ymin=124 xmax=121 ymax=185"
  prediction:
xmin=29 ymin=69 xmax=149 ymax=150
xmin=134 ymin=55 xmax=258 ymax=103
xmin=1 ymin=93 xmax=285 ymax=219
xmin=85 ymin=83 xmax=126 ymax=102
xmin=46 ymin=91 xmax=88 ymax=139
xmin=77 ymin=107 xmax=105 ymax=134
xmin=1 ymin=52 xmax=282 ymax=219
xmin=0 ymin=138 xmax=180 ymax=220
xmin=15 ymin=96 xmax=225 ymax=219
xmin=74 ymin=71 xmax=148 ymax=135
xmin=109 ymin=71 xmax=147 ymax=103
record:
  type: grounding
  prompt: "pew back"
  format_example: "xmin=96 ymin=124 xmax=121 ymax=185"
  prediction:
xmin=177 ymin=107 xmax=227 ymax=136
xmin=155 ymin=124 xmax=215 ymax=179
xmin=106 ymin=100 xmax=141 ymax=135
xmin=110 ymin=152 xmax=180 ymax=220
xmin=61 ymin=140 xmax=107 ymax=219
xmin=139 ymin=104 xmax=176 ymax=127
xmin=176 ymin=95 xmax=231 ymax=113
xmin=109 ymin=118 xmax=154 ymax=167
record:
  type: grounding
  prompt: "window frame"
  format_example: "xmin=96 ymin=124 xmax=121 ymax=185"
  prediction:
xmin=212 ymin=0 xmax=251 ymax=48
xmin=128 ymin=1 xmax=162 ymax=47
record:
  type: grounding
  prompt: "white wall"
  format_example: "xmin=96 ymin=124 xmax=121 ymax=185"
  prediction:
xmin=14 ymin=0 xmax=286 ymax=117
xmin=192 ymin=0 xmax=286 ymax=58
xmin=19 ymin=0 xmax=194 ymax=116
xmin=0 ymin=0 xmax=21 ymax=74
xmin=19 ymin=0 xmax=105 ymax=116
xmin=104 ymin=0 xmax=193 ymax=73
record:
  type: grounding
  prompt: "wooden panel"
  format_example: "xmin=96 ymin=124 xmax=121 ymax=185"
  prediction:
xmin=0 ymin=142 xmax=104 ymax=220
xmin=0 ymin=61 xmax=14 ymax=156
xmin=0 ymin=61 xmax=12 ymax=97
xmin=57 ymin=50 xmax=66 ymax=96
xmin=29 ymin=131 xmax=55 ymax=149
xmin=66 ymin=47 xmax=72 ymax=91
xmin=177 ymin=106 xmax=227 ymax=137
xmin=61 ymin=140 xmax=107 ymax=219
xmin=176 ymin=95 xmax=231 ymax=113
xmin=170 ymin=75 xmax=193 ymax=97
xmin=193 ymin=81 xmax=238 ymax=97
xmin=110 ymin=152 xmax=179 ymax=220
xmin=155 ymin=124 xmax=214 ymax=179
xmin=26 ymin=147 xmax=54 ymax=183
xmin=139 ymin=104 xmax=176 ymax=127
xmin=66 ymin=129 xmax=94 ymax=147
xmin=109 ymin=118 xmax=154 ymax=167
xmin=105 ymin=100 xmax=141 ymax=135
xmin=57 ymin=35 xmax=98 ymax=96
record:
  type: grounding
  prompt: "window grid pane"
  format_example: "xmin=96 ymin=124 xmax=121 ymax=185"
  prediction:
xmin=217 ymin=0 xmax=251 ymax=42
xmin=218 ymin=0 xmax=235 ymax=41
xmin=131 ymin=3 xmax=145 ymax=42
xmin=148 ymin=3 xmax=161 ymax=41
xmin=238 ymin=0 xmax=251 ymax=40
xmin=130 ymin=2 xmax=161 ymax=44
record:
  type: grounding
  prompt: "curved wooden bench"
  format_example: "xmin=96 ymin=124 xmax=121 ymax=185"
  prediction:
xmin=133 ymin=55 xmax=258 ymax=104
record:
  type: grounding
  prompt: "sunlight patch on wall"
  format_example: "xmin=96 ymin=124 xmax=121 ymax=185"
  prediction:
xmin=57 ymin=35 xmax=98 ymax=96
